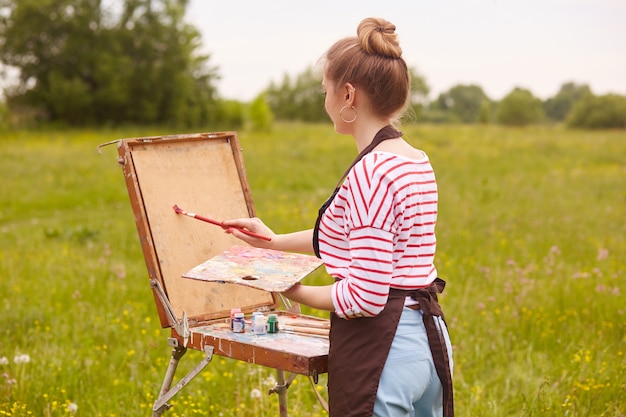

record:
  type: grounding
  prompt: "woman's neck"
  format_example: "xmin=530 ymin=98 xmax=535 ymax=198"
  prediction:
xmin=353 ymin=120 xmax=396 ymax=153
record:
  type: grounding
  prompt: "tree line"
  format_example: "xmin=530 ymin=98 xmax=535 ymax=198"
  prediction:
xmin=265 ymin=71 xmax=626 ymax=130
xmin=424 ymin=82 xmax=626 ymax=129
xmin=1 ymin=0 xmax=624 ymax=130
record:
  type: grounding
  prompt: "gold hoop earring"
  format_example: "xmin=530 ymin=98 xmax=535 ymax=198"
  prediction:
xmin=340 ymin=105 xmax=357 ymax=123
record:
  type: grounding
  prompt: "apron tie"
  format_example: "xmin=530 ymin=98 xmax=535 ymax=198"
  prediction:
xmin=405 ymin=278 xmax=454 ymax=417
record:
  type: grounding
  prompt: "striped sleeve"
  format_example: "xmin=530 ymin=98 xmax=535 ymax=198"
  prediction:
xmin=331 ymin=226 xmax=394 ymax=318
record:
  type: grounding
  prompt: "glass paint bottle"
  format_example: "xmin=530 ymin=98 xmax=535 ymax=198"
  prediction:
xmin=254 ymin=315 xmax=267 ymax=335
xmin=267 ymin=314 xmax=279 ymax=333
xmin=251 ymin=312 xmax=264 ymax=333
xmin=230 ymin=307 xmax=241 ymax=330
xmin=233 ymin=312 xmax=245 ymax=333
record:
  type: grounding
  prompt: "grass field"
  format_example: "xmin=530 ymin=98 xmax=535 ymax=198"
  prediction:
xmin=0 ymin=123 xmax=624 ymax=416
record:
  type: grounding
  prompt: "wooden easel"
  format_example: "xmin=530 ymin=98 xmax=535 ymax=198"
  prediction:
xmin=109 ymin=132 xmax=329 ymax=416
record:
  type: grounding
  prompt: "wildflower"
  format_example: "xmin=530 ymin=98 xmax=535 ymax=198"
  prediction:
xmin=67 ymin=403 xmax=78 ymax=413
xmin=264 ymin=375 xmax=277 ymax=387
xmin=13 ymin=354 xmax=30 ymax=364
xmin=0 ymin=357 xmax=8 ymax=365
xmin=2 ymin=373 xmax=16 ymax=385
xmin=250 ymin=388 xmax=262 ymax=399
xmin=596 ymin=248 xmax=609 ymax=261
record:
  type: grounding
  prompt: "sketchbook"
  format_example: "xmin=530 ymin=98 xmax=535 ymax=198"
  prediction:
xmin=181 ymin=245 xmax=324 ymax=292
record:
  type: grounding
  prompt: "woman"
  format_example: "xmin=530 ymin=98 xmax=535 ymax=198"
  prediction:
xmin=224 ymin=17 xmax=454 ymax=417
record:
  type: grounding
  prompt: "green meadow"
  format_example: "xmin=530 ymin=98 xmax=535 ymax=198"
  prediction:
xmin=0 ymin=123 xmax=624 ymax=416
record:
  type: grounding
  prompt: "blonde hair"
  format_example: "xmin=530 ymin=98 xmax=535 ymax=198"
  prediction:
xmin=324 ymin=17 xmax=410 ymax=118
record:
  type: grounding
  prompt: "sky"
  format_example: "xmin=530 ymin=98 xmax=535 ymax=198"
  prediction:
xmin=186 ymin=0 xmax=626 ymax=102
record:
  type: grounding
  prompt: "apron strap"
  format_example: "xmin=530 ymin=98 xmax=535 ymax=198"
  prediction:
xmin=402 ymin=278 xmax=455 ymax=417
xmin=313 ymin=125 xmax=403 ymax=258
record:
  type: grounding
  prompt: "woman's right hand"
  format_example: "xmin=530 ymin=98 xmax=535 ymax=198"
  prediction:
xmin=222 ymin=217 xmax=276 ymax=249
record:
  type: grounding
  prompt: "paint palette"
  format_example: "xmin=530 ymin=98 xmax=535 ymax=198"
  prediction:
xmin=182 ymin=245 xmax=324 ymax=292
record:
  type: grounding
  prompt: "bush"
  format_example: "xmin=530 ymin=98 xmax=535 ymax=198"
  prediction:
xmin=566 ymin=94 xmax=626 ymax=129
xmin=478 ymin=100 xmax=494 ymax=124
xmin=434 ymin=84 xmax=490 ymax=123
xmin=543 ymin=82 xmax=592 ymax=122
xmin=217 ymin=99 xmax=245 ymax=129
xmin=496 ymin=88 xmax=545 ymax=126
xmin=247 ymin=94 xmax=274 ymax=132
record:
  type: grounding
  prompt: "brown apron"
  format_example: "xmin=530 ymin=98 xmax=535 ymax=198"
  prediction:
xmin=313 ymin=125 xmax=454 ymax=415
xmin=327 ymin=279 xmax=454 ymax=417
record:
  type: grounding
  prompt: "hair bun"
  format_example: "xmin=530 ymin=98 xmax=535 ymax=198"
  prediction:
xmin=357 ymin=17 xmax=402 ymax=59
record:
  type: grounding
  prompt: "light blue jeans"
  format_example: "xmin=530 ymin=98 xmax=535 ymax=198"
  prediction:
xmin=373 ymin=307 xmax=453 ymax=417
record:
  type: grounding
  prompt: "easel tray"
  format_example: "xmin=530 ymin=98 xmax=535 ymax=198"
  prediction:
xmin=176 ymin=312 xmax=329 ymax=376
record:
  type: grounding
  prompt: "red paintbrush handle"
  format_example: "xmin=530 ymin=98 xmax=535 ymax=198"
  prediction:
xmin=192 ymin=214 xmax=226 ymax=228
xmin=188 ymin=212 xmax=272 ymax=241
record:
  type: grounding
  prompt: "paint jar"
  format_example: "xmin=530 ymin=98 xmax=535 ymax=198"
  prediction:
xmin=230 ymin=308 xmax=241 ymax=330
xmin=233 ymin=312 xmax=245 ymax=333
xmin=267 ymin=314 xmax=279 ymax=334
xmin=251 ymin=312 xmax=264 ymax=333
xmin=254 ymin=315 xmax=267 ymax=335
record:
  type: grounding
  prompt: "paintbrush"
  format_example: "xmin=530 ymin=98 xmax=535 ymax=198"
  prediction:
xmin=281 ymin=318 xmax=330 ymax=329
xmin=282 ymin=325 xmax=329 ymax=337
xmin=172 ymin=204 xmax=272 ymax=241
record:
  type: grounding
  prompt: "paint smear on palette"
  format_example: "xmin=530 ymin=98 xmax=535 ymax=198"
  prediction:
xmin=182 ymin=245 xmax=324 ymax=292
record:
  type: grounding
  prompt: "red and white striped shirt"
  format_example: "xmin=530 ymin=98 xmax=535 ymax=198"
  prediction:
xmin=318 ymin=151 xmax=439 ymax=319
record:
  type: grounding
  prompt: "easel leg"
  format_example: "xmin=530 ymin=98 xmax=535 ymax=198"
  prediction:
xmin=269 ymin=369 xmax=297 ymax=417
xmin=278 ymin=370 xmax=289 ymax=417
xmin=152 ymin=338 xmax=214 ymax=417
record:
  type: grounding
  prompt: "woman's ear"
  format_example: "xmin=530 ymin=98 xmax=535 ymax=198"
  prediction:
xmin=344 ymin=83 xmax=356 ymax=103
